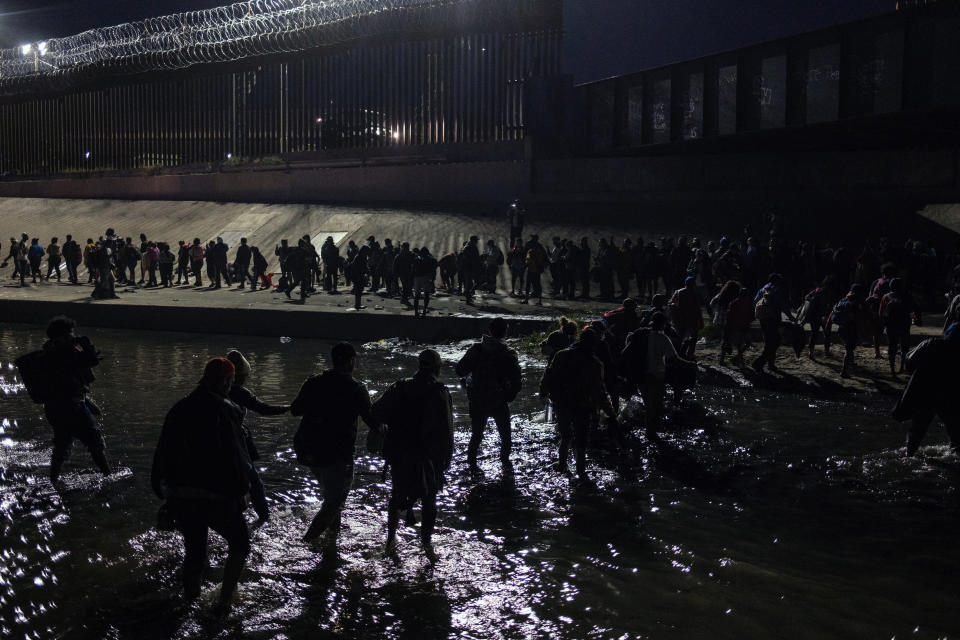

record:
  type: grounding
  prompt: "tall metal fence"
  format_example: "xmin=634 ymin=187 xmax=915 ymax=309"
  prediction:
xmin=581 ymin=3 xmax=960 ymax=152
xmin=0 ymin=0 xmax=561 ymax=176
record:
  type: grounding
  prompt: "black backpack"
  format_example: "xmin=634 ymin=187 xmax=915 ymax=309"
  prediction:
xmin=465 ymin=348 xmax=520 ymax=408
xmin=14 ymin=350 xmax=50 ymax=404
xmin=621 ymin=328 xmax=651 ymax=385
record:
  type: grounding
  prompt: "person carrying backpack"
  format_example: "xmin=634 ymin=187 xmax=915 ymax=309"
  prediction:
xmin=752 ymin=273 xmax=797 ymax=373
xmin=539 ymin=328 xmax=615 ymax=477
xmin=371 ymin=349 xmax=453 ymax=562
xmin=620 ymin=312 xmax=694 ymax=439
xmin=18 ymin=316 xmax=111 ymax=483
xmin=455 ymin=318 xmax=523 ymax=472
xmin=880 ymin=278 xmax=920 ymax=375
xmin=825 ymin=284 xmax=868 ymax=378
xmin=892 ymin=323 xmax=960 ymax=456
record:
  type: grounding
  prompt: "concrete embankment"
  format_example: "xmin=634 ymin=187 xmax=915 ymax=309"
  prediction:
xmin=0 ymin=295 xmax=552 ymax=342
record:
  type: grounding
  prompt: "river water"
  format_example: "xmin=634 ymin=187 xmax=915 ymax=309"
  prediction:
xmin=0 ymin=324 xmax=958 ymax=639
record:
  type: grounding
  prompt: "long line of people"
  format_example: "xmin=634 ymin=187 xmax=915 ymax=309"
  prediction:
xmin=6 ymin=224 xmax=960 ymax=332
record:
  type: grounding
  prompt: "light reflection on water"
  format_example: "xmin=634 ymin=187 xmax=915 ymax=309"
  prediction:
xmin=0 ymin=324 xmax=958 ymax=638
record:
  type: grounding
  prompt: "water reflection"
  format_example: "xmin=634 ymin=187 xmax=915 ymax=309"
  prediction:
xmin=0 ymin=324 xmax=958 ymax=638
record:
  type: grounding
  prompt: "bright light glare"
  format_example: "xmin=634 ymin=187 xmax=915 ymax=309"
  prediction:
xmin=84 ymin=151 xmax=90 ymax=159
xmin=392 ymin=131 xmax=400 ymax=140
xmin=315 ymin=117 xmax=322 ymax=123
xmin=38 ymin=42 xmax=48 ymax=56
xmin=226 ymin=153 xmax=232 ymax=159
xmin=20 ymin=44 xmax=32 ymax=56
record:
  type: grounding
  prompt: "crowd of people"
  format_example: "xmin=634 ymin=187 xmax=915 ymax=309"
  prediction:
xmin=21 ymin=300 xmax=960 ymax=614
xmin=18 ymin=251 xmax=960 ymax=614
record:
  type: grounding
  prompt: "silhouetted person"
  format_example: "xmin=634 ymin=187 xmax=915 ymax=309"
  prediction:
xmin=372 ymin=349 xmax=453 ymax=561
xmin=461 ymin=236 xmax=481 ymax=303
xmin=320 ymin=236 xmax=340 ymax=293
xmin=226 ymin=350 xmax=289 ymax=522
xmin=752 ymin=273 xmax=796 ymax=373
xmin=412 ymin=246 xmax=438 ymax=316
xmin=32 ymin=316 xmax=110 ymax=483
xmin=825 ymin=284 xmax=868 ymax=378
xmin=893 ymin=324 xmax=960 ymax=455
xmin=621 ymin=312 xmax=692 ymax=439
xmin=347 ymin=246 xmax=369 ymax=310
xmin=879 ymin=278 xmax=919 ymax=375
xmin=188 ymin=238 xmax=205 ymax=286
xmin=45 ymin=237 xmax=61 ymax=281
xmin=539 ymin=328 xmax=615 ymax=478
xmin=394 ymin=242 xmax=414 ymax=303
xmin=456 ymin=318 xmax=522 ymax=472
xmin=62 ymin=234 xmax=81 ymax=284
xmin=151 ymin=357 xmax=250 ymax=611
xmin=251 ymin=246 xmax=269 ymax=290
xmin=234 ymin=238 xmax=253 ymax=289
xmin=213 ymin=237 xmax=231 ymax=288
xmin=291 ymin=342 xmax=378 ymax=543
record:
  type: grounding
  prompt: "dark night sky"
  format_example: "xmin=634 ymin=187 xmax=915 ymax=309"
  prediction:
xmin=0 ymin=0 xmax=895 ymax=82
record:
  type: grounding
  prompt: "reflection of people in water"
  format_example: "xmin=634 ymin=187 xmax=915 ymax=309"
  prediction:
xmin=893 ymin=323 xmax=960 ymax=455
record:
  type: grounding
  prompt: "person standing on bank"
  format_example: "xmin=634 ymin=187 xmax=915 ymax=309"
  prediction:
xmin=151 ymin=357 xmax=251 ymax=612
xmin=455 ymin=318 xmax=523 ymax=473
xmin=347 ymin=245 xmax=369 ymax=311
xmin=226 ymin=350 xmax=290 ymax=522
xmin=62 ymin=234 xmax=81 ymax=285
xmin=412 ymin=246 xmax=438 ymax=317
xmin=372 ymin=349 xmax=453 ymax=562
xmin=539 ymin=328 xmax=615 ymax=478
xmin=752 ymin=273 xmax=797 ymax=373
xmin=234 ymin=238 xmax=253 ymax=290
xmin=291 ymin=342 xmax=379 ymax=543
xmin=34 ymin=316 xmax=111 ymax=483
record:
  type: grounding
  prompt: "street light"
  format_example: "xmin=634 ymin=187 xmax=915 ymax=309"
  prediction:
xmin=20 ymin=44 xmax=32 ymax=56
xmin=37 ymin=42 xmax=48 ymax=57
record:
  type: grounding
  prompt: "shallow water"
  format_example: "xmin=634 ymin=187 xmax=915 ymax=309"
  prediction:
xmin=0 ymin=324 xmax=958 ymax=639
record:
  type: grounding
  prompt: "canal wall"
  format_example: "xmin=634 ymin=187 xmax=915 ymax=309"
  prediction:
xmin=0 ymin=296 xmax=551 ymax=343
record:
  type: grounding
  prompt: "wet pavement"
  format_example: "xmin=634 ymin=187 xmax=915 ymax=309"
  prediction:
xmin=0 ymin=325 xmax=958 ymax=639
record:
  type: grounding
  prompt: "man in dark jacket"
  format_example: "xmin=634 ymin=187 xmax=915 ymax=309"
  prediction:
xmin=893 ymin=323 xmax=960 ymax=455
xmin=540 ymin=328 xmax=615 ymax=477
xmin=394 ymin=242 xmax=414 ymax=304
xmin=347 ymin=246 xmax=369 ymax=310
xmin=455 ymin=317 xmax=522 ymax=472
xmin=291 ymin=342 xmax=379 ymax=542
xmin=461 ymin=236 xmax=482 ymax=303
xmin=62 ymin=235 xmax=81 ymax=284
xmin=234 ymin=238 xmax=253 ymax=289
xmin=213 ymin=237 xmax=231 ymax=288
xmin=412 ymin=246 xmax=438 ymax=317
xmin=320 ymin=236 xmax=340 ymax=293
xmin=38 ymin=316 xmax=110 ymax=483
xmin=226 ymin=350 xmax=289 ymax=522
xmin=151 ymin=357 xmax=251 ymax=609
xmin=372 ymin=349 xmax=453 ymax=561
xmin=284 ymin=242 xmax=309 ymax=301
